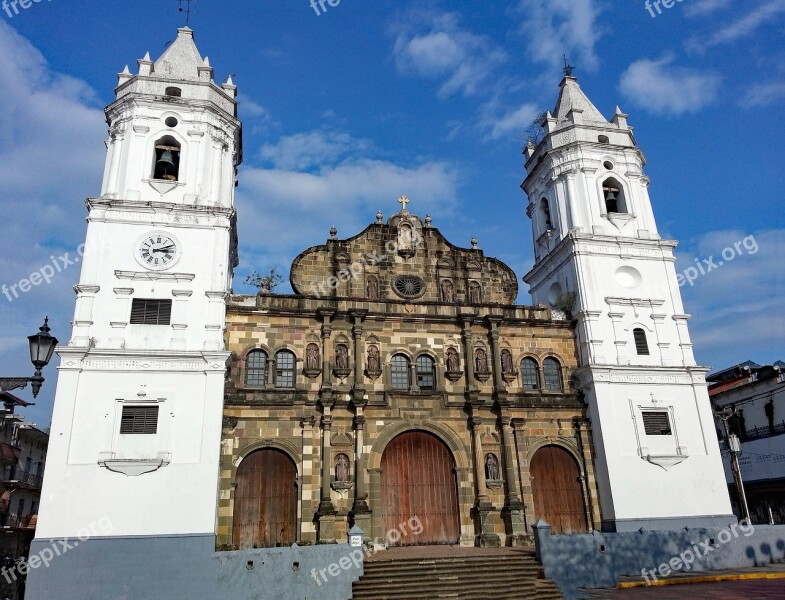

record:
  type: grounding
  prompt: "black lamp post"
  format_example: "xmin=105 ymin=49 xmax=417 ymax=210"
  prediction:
xmin=0 ymin=317 xmax=58 ymax=398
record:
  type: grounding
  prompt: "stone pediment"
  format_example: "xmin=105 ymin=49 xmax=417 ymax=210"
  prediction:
xmin=290 ymin=209 xmax=518 ymax=305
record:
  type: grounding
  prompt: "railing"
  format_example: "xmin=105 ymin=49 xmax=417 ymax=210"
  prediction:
xmin=743 ymin=420 xmax=785 ymax=442
xmin=1 ymin=466 xmax=42 ymax=487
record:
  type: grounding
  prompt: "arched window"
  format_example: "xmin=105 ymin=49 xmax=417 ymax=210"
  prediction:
xmin=153 ymin=135 xmax=181 ymax=181
xmin=540 ymin=198 xmax=553 ymax=230
xmin=246 ymin=350 xmax=268 ymax=386
xmin=391 ymin=354 xmax=411 ymax=391
xmin=416 ymin=355 xmax=436 ymax=390
xmin=543 ymin=358 xmax=563 ymax=391
xmin=602 ymin=177 xmax=626 ymax=214
xmin=633 ymin=328 xmax=650 ymax=356
xmin=275 ymin=350 xmax=296 ymax=388
xmin=521 ymin=358 xmax=539 ymax=390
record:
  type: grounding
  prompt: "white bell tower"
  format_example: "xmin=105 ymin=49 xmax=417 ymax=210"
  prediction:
xmin=522 ymin=74 xmax=733 ymax=531
xmin=31 ymin=26 xmax=241 ymax=566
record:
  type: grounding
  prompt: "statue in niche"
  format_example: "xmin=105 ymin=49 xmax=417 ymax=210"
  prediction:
xmin=468 ymin=282 xmax=482 ymax=304
xmin=475 ymin=348 xmax=489 ymax=374
xmin=440 ymin=279 xmax=454 ymax=303
xmin=398 ymin=224 xmax=414 ymax=251
xmin=335 ymin=344 xmax=350 ymax=370
xmin=366 ymin=276 xmax=379 ymax=300
xmin=501 ymin=349 xmax=514 ymax=374
xmin=306 ymin=343 xmax=320 ymax=370
xmin=335 ymin=453 xmax=350 ymax=482
xmin=446 ymin=348 xmax=460 ymax=372
xmin=485 ymin=453 xmax=499 ymax=481
xmin=367 ymin=345 xmax=381 ymax=372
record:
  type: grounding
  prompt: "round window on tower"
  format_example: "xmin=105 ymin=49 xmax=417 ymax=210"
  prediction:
xmin=165 ymin=117 xmax=179 ymax=128
xmin=603 ymin=160 xmax=614 ymax=171
xmin=393 ymin=275 xmax=425 ymax=299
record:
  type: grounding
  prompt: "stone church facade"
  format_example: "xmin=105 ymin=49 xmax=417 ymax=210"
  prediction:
xmin=218 ymin=206 xmax=602 ymax=549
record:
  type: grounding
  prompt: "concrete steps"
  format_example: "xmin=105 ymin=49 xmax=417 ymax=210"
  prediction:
xmin=352 ymin=550 xmax=563 ymax=600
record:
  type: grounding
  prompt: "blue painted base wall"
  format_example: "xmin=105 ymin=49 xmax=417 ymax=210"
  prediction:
xmin=23 ymin=534 xmax=363 ymax=600
xmin=534 ymin=522 xmax=785 ymax=600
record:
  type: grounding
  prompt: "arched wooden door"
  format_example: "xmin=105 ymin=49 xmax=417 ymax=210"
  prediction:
xmin=381 ymin=431 xmax=460 ymax=546
xmin=233 ymin=449 xmax=297 ymax=549
xmin=530 ymin=445 xmax=587 ymax=534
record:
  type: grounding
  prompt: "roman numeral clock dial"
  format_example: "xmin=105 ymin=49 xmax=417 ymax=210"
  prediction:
xmin=135 ymin=231 xmax=181 ymax=271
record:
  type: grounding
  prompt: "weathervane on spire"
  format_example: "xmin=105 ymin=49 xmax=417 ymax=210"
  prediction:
xmin=562 ymin=54 xmax=576 ymax=77
xmin=179 ymin=0 xmax=194 ymax=25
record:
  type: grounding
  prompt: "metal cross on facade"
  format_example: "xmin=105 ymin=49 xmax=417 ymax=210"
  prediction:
xmin=398 ymin=195 xmax=410 ymax=212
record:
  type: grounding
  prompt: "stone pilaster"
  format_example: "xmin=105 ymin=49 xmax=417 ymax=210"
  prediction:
xmin=318 ymin=412 xmax=335 ymax=518
xmin=318 ymin=309 xmax=334 ymax=392
xmin=470 ymin=413 xmax=500 ymax=547
xmin=350 ymin=310 xmax=367 ymax=403
xmin=460 ymin=313 xmax=478 ymax=402
xmin=500 ymin=417 xmax=527 ymax=546
xmin=352 ymin=412 xmax=369 ymax=514
xmin=486 ymin=316 xmax=506 ymax=400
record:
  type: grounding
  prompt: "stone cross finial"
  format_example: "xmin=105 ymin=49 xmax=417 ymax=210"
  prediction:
xmin=398 ymin=195 xmax=410 ymax=213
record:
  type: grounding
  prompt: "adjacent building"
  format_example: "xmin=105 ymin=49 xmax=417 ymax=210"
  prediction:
xmin=709 ymin=360 xmax=785 ymax=524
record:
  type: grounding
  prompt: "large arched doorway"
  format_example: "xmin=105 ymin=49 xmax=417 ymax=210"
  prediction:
xmin=233 ymin=449 xmax=297 ymax=549
xmin=381 ymin=431 xmax=460 ymax=546
xmin=530 ymin=445 xmax=588 ymax=533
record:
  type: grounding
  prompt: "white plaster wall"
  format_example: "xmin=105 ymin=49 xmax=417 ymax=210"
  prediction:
xmin=36 ymin=359 xmax=226 ymax=538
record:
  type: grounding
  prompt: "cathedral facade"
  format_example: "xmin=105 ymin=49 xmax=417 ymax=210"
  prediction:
xmin=219 ymin=206 xmax=601 ymax=548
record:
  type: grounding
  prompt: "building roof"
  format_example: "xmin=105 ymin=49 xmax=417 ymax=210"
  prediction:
xmin=551 ymin=75 xmax=609 ymax=128
xmin=152 ymin=27 xmax=207 ymax=82
xmin=0 ymin=391 xmax=32 ymax=408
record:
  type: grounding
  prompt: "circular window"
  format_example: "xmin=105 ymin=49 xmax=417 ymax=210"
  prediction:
xmin=393 ymin=275 xmax=425 ymax=299
xmin=603 ymin=160 xmax=614 ymax=171
xmin=165 ymin=117 xmax=178 ymax=128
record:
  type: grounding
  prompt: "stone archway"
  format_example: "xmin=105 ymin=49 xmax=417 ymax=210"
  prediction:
xmin=530 ymin=444 xmax=588 ymax=534
xmin=380 ymin=430 xmax=460 ymax=546
xmin=233 ymin=448 xmax=297 ymax=548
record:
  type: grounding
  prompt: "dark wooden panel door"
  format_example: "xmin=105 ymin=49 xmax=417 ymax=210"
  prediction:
xmin=381 ymin=431 xmax=460 ymax=546
xmin=233 ymin=449 xmax=297 ymax=549
xmin=530 ymin=445 xmax=587 ymax=534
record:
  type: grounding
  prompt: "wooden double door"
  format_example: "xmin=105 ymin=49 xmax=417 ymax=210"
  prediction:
xmin=381 ymin=431 xmax=460 ymax=546
xmin=530 ymin=445 xmax=588 ymax=533
xmin=233 ymin=449 xmax=297 ymax=549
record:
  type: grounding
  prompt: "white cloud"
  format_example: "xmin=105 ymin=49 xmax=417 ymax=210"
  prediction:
xmin=238 ymin=129 xmax=462 ymax=291
xmin=687 ymin=0 xmax=785 ymax=51
xmin=619 ymin=55 xmax=721 ymax=115
xmin=0 ymin=21 xmax=107 ymax=424
xmin=480 ymin=102 xmax=541 ymax=140
xmin=677 ymin=228 xmax=785 ymax=369
xmin=684 ymin=0 xmax=733 ymax=17
xmin=259 ymin=130 xmax=373 ymax=171
xmin=515 ymin=0 xmax=604 ymax=71
xmin=738 ymin=81 xmax=785 ymax=108
xmin=391 ymin=12 xmax=507 ymax=98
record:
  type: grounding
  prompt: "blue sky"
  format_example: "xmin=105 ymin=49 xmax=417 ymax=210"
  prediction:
xmin=1 ymin=0 xmax=783 ymax=425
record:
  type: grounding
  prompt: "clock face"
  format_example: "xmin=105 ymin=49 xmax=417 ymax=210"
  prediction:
xmin=137 ymin=232 xmax=180 ymax=271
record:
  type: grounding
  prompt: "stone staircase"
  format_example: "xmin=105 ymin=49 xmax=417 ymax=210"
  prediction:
xmin=351 ymin=549 xmax=562 ymax=600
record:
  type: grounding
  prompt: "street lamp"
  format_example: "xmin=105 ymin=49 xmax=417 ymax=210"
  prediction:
xmin=0 ymin=317 xmax=58 ymax=398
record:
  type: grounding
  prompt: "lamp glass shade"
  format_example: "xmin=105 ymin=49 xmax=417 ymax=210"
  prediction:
xmin=28 ymin=318 xmax=58 ymax=369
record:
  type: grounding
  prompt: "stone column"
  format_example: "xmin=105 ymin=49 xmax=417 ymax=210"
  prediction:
xmin=300 ymin=417 xmax=317 ymax=544
xmin=460 ymin=314 xmax=478 ymax=402
xmin=485 ymin=317 xmax=506 ymax=398
xmin=500 ymin=417 xmax=527 ymax=546
xmin=573 ymin=417 xmax=596 ymax=530
xmin=318 ymin=310 xmax=334 ymax=390
xmin=470 ymin=413 xmax=500 ymax=547
xmin=350 ymin=310 xmax=367 ymax=402
xmin=317 ymin=410 xmax=336 ymax=543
